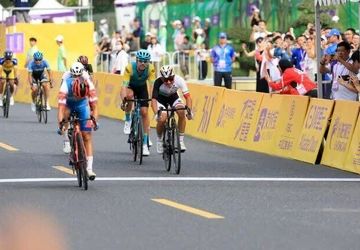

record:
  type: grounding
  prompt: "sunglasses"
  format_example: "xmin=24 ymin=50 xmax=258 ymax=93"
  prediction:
xmin=35 ymin=59 xmax=42 ymax=62
xmin=162 ymin=76 xmax=174 ymax=82
xmin=137 ymin=60 xmax=149 ymax=64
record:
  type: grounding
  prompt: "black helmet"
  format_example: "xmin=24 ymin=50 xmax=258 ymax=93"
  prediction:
xmin=4 ymin=50 xmax=13 ymax=60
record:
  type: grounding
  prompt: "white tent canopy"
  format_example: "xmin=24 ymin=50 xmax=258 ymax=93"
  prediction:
xmin=0 ymin=4 xmax=10 ymax=22
xmin=29 ymin=0 xmax=76 ymax=23
xmin=315 ymin=0 xmax=355 ymax=6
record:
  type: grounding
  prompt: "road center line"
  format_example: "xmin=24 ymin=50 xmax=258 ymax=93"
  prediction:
xmin=0 ymin=142 xmax=18 ymax=151
xmin=0 ymin=177 xmax=360 ymax=183
xmin=152 ymin=198 xmax=224 ymax=219
xmin=52 ymin=166 xmax=74 ymax=175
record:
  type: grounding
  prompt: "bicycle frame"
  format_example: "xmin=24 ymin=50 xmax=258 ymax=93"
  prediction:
xmin=34 ymin=80 xmax=48 ymax=123
xmin=1 ymin=75 xmax=16 ymax=118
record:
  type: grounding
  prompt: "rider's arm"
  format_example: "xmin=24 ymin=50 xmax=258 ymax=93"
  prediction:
xmin=147 ymin=64 xmax=156 ymax=98
xmin=88 ymin=80 xmax=99 ymax=120
xmin=120 ymin=64 xmax=132 ymax=100
xmin=28 ymin=72 xmax=33 ymax=86
xmin=58 ymin=80 xmax=69 ymax=124
xmin=151 ymin=79 xmax=160 ymax=115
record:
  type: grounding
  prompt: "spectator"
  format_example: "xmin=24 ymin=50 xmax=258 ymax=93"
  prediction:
xmin=11 ymin=0 xmax=30 ymax=23
xmin=132 ymin=18 xmax=143 ymax=51
xmin=304 ymin=37 xmax=317 ymax=81
xmin=351 ymin=33 xmax=359 ymax=55
xmin=178 ymin=35 xmax=192 ymax=79
xmin=98 ymin=34 xmax=112 ymax=71
xmin=158 ymin=21 xmax=167 ymax=51
xmin=210 ymin=32 xmax=235 ymax=89
xmin=112 ymin=40 xmax=129 ymax=75
xmin=172 ymin=20 xmax=183 ymax=51
xmin=125 ymin=32 xmax=138 ymax=53
xmin=191 ymin=16 xmax=202 ymax=43
xmin=98 ymin=18 xmax=109 ymax=39
xmin=250 ymin=20 xmax=271 ymax=42
xmin=204 ymin=18 xmax=211 ymax=49
xmin=24 ymin=37 xmax=38 ymax=68
xmin=291 ymin=35 xmax=307 ymax=71
xmin=250 ymin=7 xmax=262 ymax=27
xmin=344 ymin=28 xmax=356 ymax=44
xmin=242 ymin=37 xmax=269 ymax=93
xmin=320 ymin=41 xmax=357 ymax=101
xmin=147 ymin=35 xmax=165 ymax=74
xmin=141 ymin=32 xmax=152 ymax=50
xmin=55 ymin=35 xmax=67 ymax=72
xmin=266 ymin=59 xmax=317 ymax=97
xmin=195 ymin=42 xmax=208 ymax=80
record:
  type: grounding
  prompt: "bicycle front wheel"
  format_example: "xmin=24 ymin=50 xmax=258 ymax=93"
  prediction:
xmin=42 ymin=91 xmax=48 ymax=124
xmin=76 ymin=133 xmax=88 ymax=190
xmin=137 ymin=118 xmax=144 ymax=165
xmin=171 ymin=122 xmax=181 ymax=175
xmin=36 ymin=90 xmax=42 ymax=123
xmin=3 ymin=85 xmax=10 ymax=118
xmin=163 ymin=129 xmax=171 ymax=172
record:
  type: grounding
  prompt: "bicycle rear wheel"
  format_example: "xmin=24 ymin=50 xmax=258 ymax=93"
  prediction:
xmin=130 ymin=114 xmax=138 ymax=162
xmin=137 ymin=118 xmax=144 ymax=165
xmin=163 ymin=129 xmax=171 ymax=172
xmin=3 ymin=85 xmax=10 ymax=118
xmin=36 ymin=89 xmax=42 ymax=123
xmin=171 ymin=121 xmax=181 ymax=175
xmin=76 ymin=133 xmax=88 ymax=190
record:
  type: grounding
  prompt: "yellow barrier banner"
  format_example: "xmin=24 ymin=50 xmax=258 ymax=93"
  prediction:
xmin=321 ymin=100 xmax=359 ymax=170
xmin=227 ymin=91 xmax=264 ymax=150
xmin=96 ymin=73 xmax=122 ymax=119
xmin=248 ymin=93 xmax=283 ymax=153
xmin=342 ymin=111 xmax=360 ymax=174
xmin=293 ymin=98 xmax=334 ymax=164
xmin=186 ymin=84 xmax=225 ymax=142
xmin=272 ymin=95 xmax=310 ymax=158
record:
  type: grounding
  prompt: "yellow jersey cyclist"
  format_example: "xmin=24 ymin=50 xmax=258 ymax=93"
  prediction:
xmin=120 ymin=49 xmax=156 ymax=156
xmin=151 ymin=65 xmax=193 ymax=153
xmin=58 ymin=63 xmax=99 ymax=180
xmin=0 ymin=50 xmax=18 ymax=107
xmin=28 ymin=51 xmax=53 ymax=111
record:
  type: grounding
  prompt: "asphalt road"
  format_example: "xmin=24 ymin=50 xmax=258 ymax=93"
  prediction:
xmin=0 ymin=103 xmax=360 ymax=250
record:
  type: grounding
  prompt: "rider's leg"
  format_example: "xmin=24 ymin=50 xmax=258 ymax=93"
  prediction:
xmin=43 ymin=82 xmax=51 ymax=109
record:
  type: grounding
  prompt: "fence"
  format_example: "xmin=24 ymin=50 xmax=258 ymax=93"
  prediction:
xmin=95 ymin=50 xmax=214 ymax=81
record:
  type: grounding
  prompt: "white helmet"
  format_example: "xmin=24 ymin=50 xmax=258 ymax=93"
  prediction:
xmin=160 ymin=65 xmax=175 ymax=78
xmin=70 ymin=62 xmax=84 ymax=76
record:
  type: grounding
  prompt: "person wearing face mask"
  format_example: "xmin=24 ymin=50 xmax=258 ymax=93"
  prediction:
xmin=112 ymin=41 xmax=129 ymax=75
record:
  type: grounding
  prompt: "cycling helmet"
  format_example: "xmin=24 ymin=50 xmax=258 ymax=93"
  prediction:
xmin=136 ymin=49 xmax=151 ymax=62
xmin=33 ymin=51 xmax=43 ymax=61
xmin=72 ymin=77 xmax=89 ymax=98
xmin=160 ymin=65 xmax=175 ymax=79
xmin=70 ymin=62 xmax=84 ymax=76
xmin=77 ymin=55 xmax=89 ymax=65
xmin=4 ymin=50 xmax=13 ymax=60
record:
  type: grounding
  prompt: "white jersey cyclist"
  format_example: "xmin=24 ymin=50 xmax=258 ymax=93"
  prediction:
xmin=151 ymin=65 xmax=193 ymax=154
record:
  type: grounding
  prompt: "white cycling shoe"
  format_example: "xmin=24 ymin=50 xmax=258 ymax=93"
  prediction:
xmin=142 ymin=145 xmax=150 ymax=156
xmin=87 ymin=169 xmax=96 ymax=181
xmin=180 ymin=141 xmax=186 ymax=152
xmin=123 ymin=120 xmax=131 ymax=135
xmin=63 ymin=141 xmax=71 ymax=154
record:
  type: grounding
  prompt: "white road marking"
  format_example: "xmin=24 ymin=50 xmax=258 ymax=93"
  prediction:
xmin=0 ymin=177 xmax=360 ymax=183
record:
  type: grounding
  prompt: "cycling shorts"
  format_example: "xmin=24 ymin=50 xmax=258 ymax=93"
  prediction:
xmin=1 ymin=70 xmax=15 ymax=80
xmin=32 ymin=74 xmax=49 ymax=85
xmin=66 ymin=101 xmax=92 ymax=132
xmin=128 ymin=84 xmax=149 ymax=107
xmin=157 ymin=97 xmax=184 ymax=110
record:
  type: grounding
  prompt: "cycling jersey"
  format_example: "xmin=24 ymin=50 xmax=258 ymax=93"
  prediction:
xmin=122 ymin=62 xmax=156 ymax=88
xmin=27 ymin=59 xmax=50 ymax=81
xmin=210 ymin=44 xmax=235 ymax=72
xmin=0 ymin=58 xmax=18 ymax=79
xmin=58 ymin=77 xmax=97 ymax=131
xmin=152 ymin=75 xmax=190 ymax=107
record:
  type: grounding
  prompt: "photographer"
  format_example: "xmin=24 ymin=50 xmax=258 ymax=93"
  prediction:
xmin=320 ymin=41 xmax=357 ymax=101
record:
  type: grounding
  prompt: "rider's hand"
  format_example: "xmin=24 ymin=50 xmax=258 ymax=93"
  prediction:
xmin=14 ymin=77 xmax=19 ymax=85
xmin=49 ymin=80 xmax=54 ymax=88
xmin=120 ymin=98 xmax=128 ymax=111
xmin=185 ymin=107 xmax=193 ymax=120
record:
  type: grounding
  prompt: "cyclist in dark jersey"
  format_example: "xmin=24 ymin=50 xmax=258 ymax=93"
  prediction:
xmin=120 ymin=49 xmax=156 ymax=156
xmin=27 ymin=51 xmax=53 ymax=111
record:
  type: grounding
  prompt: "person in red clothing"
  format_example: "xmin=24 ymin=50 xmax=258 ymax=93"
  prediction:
xmin=266 ymin=59 xmax=317 ymax=97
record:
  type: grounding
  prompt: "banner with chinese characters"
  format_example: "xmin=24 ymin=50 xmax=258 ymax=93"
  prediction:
xmin=343 ymin=112 xmax=360 ymax=174
xmin=293 ymin=98 xmax=334 ymax=164
xmin=272 ymin=95 xmax=310 ymax=158
xmin=209 ymin=89 xmax=264 ymax=146
xmin=248 ymin=93 xmax=283 ymax=153
xmin=185 ymin=84 xmax=225 ymax=142
xmin=321 ymin=100 xmax=359 ymax=170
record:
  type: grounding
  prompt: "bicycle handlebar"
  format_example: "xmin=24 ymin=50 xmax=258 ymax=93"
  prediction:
xmin=123 ymin=98 xmax=152 ymax=103
xmin=59 ymin=115 xmax=98 ymax=132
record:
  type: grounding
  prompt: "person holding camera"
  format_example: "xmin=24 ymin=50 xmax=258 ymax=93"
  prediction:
xmin=320 ymin=41 xmax=358 ymax=101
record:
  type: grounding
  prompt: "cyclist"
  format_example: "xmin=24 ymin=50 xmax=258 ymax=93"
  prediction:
xmin=77 ymin=55 xmax=94 ymax=79
xmin=120 ymin=49 xmax=156 ymax=156
xmin=60 ymin=62 xmax=93 ymax=154
xmin=0 ymin=50 xmax=18 ymax=107
xmin=151 ymin=65 xmax=193 ymax=153
xmin=57 ymin=62 xmax=98 ymax=180
xmin=27 ymin=51 xmax=53 ymax=111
